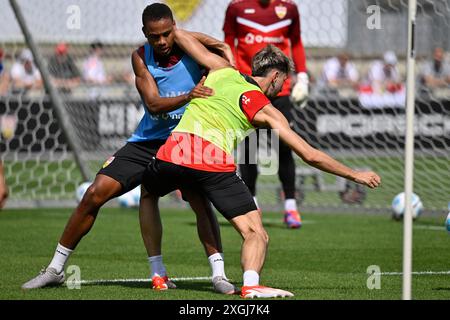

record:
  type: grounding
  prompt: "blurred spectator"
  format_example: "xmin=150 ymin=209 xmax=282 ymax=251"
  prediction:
xmin=10 ymin=49 xmax=42 ymax=92
xmin=0 ymin=48 xmax=10 ymax=95
xmin=82 ymin=41 xmax=111 ymax=85
xmin=0 ymin=49 xmax=3 ymax=75
xmin=420 ymin=47 xmax=450 ymax=88
xmin=120 ymin=68 xmax=135 ymax=85
xmin=367 ymin=51 xmax=402 ymax=94
xmin=48 ymin=42 xmax=80 ymax=93
xmin=321 ymin=52 xmax=359 ymax=89
xmin=359 ymin=51 xmax=405 ymax=108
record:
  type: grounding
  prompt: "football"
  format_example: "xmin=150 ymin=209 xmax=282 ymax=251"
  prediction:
xmin=391 ymin=192 xmax=423 ymax=221
xmin=117 ymin=186 xmax=141 ymax=208
xmin=446 ymin=203 xmax=450 ymax=234
xmin=446 ymin=212 xmax=450 ymax=234
xmin=75 ymin=182 xmax=92 ymax=203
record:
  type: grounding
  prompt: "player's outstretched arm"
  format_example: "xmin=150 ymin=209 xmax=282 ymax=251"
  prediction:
xmin=131 ymin=51 xmax=213 ymax=115
xmin=189 ymin=32 xmax=235 ymax=67
xmin=0 ymin=161 xmax=9 ymax=209
xmin=252 ymin=105 xmax=381 ymax=189
xmin=174 ymin=29 xmax=231 ymax=72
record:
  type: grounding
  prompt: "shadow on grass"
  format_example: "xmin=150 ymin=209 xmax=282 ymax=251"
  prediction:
xmin=432 ymin=287 xmax=450 ymax=291
xmin=296 ymin=285 xmax=363 ymax=291
xmin=78 ymin=280 xmax=215 ymax=293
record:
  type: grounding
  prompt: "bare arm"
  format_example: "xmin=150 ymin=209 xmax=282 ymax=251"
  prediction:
xmin=252 ymin=105 xmax=381 ymax=188
xmin=190 ymin=32 xmax=235 ymax=67
xmin=424 ymin=74 xmax=448 ymax=87
xmin=174 ymin=29 xmax=231 ymax=72
xmin=131 ymin=50 xmax=213 ymax=115
xmin=0 ymin=162 xmax=8 ymax=209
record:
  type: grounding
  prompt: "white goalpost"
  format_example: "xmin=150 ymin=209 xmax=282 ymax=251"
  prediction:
xmin=403 ymin=0 xmax=417 ymax=301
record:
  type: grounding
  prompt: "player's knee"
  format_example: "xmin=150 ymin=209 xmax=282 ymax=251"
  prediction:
xmin=241 ymin=229 xmax=255 ymax=242
xmin=81 ymin=184 xmax=107 ymax=208
xmin=241 ymin=228 xmax=269 ymax=245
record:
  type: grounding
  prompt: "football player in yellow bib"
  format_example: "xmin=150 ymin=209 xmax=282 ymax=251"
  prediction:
xmin=143 ymin=31 xmax=382 ymax=298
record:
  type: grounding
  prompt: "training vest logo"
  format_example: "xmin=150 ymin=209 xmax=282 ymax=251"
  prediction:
xmin=241 ymin=94 xmax=251 ymax=105
xmin=275 ymin=5 xmax=287 ymax=19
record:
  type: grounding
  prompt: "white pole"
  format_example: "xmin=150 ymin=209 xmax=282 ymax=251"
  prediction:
xmin=9 ymin=0 xmax=92 ymax=181
xmin=403 ymin=0 xmax=417 ymax=301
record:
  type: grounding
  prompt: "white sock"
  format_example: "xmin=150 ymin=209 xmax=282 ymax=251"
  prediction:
xmin=48 ymin=243 xmax=73 ymax=274
xmin=208 ymin=252 xmax=227 ymax=279
xmin=253 ymin=197 xmax=259 ymax=209
xmin=284 ymin=198 xmax=297 ymax=212
xmin=243 ymin=270 xmax=259 ymax=286
xmin=148 ymin=255 xmax=166 ymax=277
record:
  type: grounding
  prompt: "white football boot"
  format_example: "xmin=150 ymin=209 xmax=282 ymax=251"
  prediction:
xmin=22 ymin=267 xmax=65 ymax=289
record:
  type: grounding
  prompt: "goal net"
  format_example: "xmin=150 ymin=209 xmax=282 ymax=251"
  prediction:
xmin=0 ymin=0 xmax=448 ymax=213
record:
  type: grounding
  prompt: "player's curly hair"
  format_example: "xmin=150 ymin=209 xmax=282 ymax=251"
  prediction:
xmin=142 ymin=3 xmax=174 ymax=25
xmin=251 ymin=44 xmax=294 ymax=77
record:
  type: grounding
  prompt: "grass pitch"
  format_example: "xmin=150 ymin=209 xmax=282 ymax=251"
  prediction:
xmin=0 ymin=207 xmax=449 ymax=300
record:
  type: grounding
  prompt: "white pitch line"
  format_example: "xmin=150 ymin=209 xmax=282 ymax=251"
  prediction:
xmin=414 ymin=225 xmax=446 ymax=231
xmin=69 ymin=271 xmax=450 ymax=286
xmin=73 ymin=276 xmax=211 ymax=285
xmin=375 ymin=271 xmax=450 ymax=276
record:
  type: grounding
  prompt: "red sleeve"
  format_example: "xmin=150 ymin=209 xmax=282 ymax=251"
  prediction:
xmin=223 ymin=2 xmax=237 ymax=38
xmin=223 ymin=3 xmax=238 ymax=59
xmin=239 ymin=90 xmax=271 ymax=122
xmin=289 ymin=5 xmax=307 ymax=73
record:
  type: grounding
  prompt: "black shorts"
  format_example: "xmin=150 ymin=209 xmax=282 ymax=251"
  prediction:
xmin=143 ymin=159 xmax=257 ymax=220
xmin=97 ymin=140 xmax=165 ymax=193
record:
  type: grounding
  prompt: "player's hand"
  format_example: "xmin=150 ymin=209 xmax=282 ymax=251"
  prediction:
xmin=221 ymin=43 xmax=236 ymax=68
xmin=353 ymin=171 xmax=381 ymax=189
xmin=291 ymin=72 xmax=309 ymax=109
xmin=187 ymin=76 xmax=214 ymax=101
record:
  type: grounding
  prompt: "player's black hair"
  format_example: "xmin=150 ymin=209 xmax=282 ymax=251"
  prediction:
xmin=142 ymin=3 xmax=174 ymax=25
xmin=251 ymin=45 xmax=294 ymax=77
